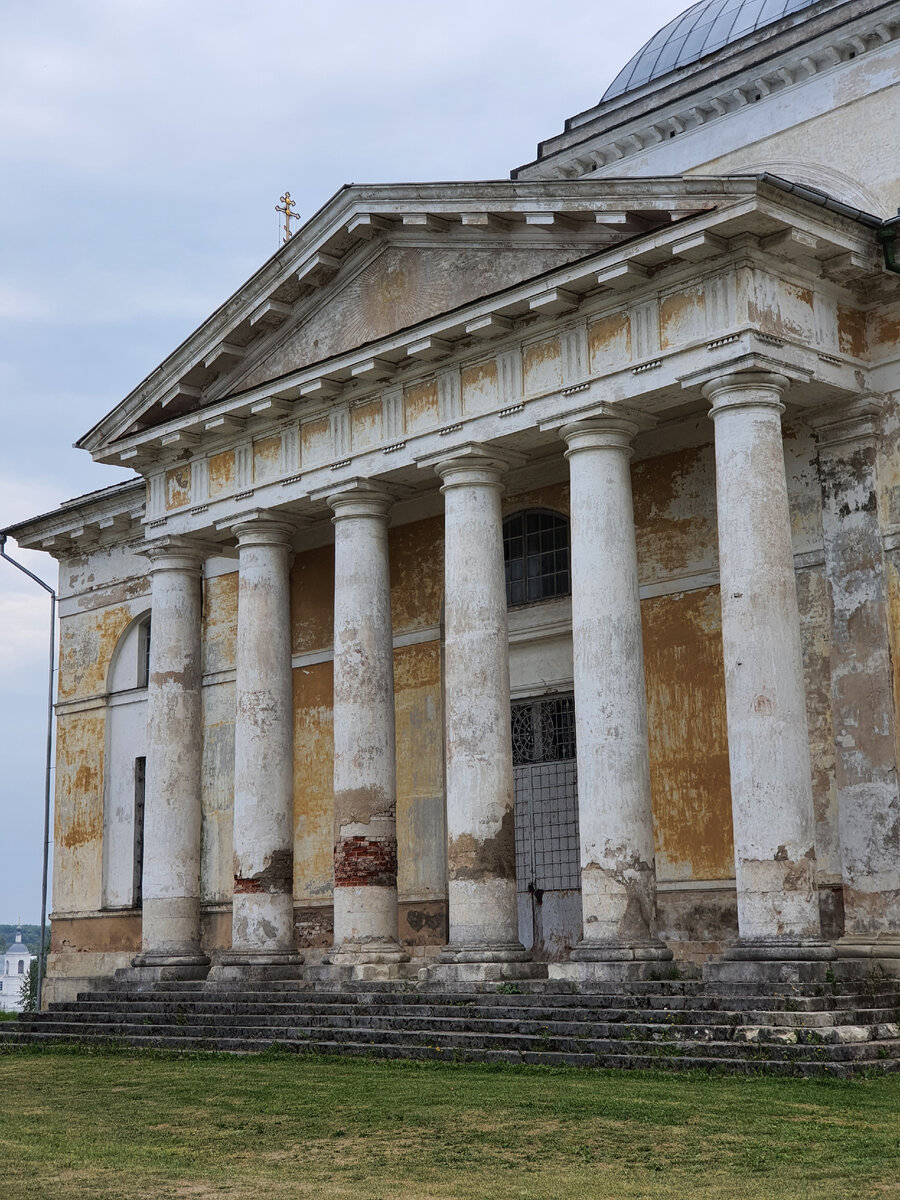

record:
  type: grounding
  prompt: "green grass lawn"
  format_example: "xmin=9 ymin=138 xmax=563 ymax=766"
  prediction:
xmin=1 ymin=1046 xmax=898 ymax=1199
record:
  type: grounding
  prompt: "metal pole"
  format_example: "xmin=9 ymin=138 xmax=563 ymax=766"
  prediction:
xmin=0 ymin=534 xmax=56 ymax=1011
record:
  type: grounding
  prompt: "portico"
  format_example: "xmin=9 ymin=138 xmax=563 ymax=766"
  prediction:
xmin=6 ymin=161 xmax=900 ymax=1003
xmin=118 ymin=351 xmax=871 ymax=985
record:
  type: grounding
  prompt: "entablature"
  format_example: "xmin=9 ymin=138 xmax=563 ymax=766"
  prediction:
xmin=91 ymin=186 xmax=884 ymax=479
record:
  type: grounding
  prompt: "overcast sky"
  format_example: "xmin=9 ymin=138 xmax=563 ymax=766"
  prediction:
xmin=0 ymin=0 xmax=689 ymax=922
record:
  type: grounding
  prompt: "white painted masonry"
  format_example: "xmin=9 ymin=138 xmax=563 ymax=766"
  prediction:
xmin=434 ymin=447 xmax=526 ymax=962
xmin=226 ymin=517 xmax=299 ymax=964
xmin=561 ymin=414 xmax=670 ymax=964
xmin=706 ymin=373 xmax=826 ymax=955
xmin=328 ymin=486 xmax=406 ymax=964
xmin=135 ymin=543 xmax=206 ymax=965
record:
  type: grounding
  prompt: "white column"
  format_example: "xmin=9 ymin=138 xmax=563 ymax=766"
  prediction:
xmin=134 ymin=540 xmax=207 ymax=968
xmin=706 ymin=372 xmax=828 ymax=958
xmin=435 ymin=446 xmax=526 ymax=962
xmin=815 ymin=403 xmax=900 ymax=971
xmin=561 ymin=417 xmax=670 ymax=963
xmin=225 ymin=516 xmax=301 ymax=965
xmin=327 ymin=487 xmax=406 ymax=964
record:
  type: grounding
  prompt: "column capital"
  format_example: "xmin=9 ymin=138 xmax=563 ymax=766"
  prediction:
xmin=560 ymin=415 xmax=641 ymax=457
xmin=217 ymin=510 xmax=297 ymax=549
xmin=422 ymin=443 xmax=522 ymax=491
xmin=326 ymin=482 xmax=394 ymax=523
xmin=137 ymin=536 xmax=212 ymax=573
xmin=703 ymin=371 xmax=790 ymax=416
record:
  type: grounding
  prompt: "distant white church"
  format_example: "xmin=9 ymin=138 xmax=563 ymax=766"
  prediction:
xmin=0 ymin=932 xmax=34 ymax=1013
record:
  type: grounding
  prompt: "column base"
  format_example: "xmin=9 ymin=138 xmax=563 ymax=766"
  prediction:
xmin=703 ymin=938 xmax=835 ymax=985
xmin=206 ymin=949 xmax=304 ymax=984
xmin=304 ymin=961 xmax=416 ymax=984
xmin=420 ymin=959 xmax=548 ymax=986
xmin=570 ymin=939 xmax=672 ymax=964
xmin=438 ymin=941 xmax=530 ymax=964
xmin=324 ymin=940 xmax=410 ymax=967
xmin=550 ymin=961 xmax=685 ymax=984
xmin=835 ymin=933 xmax=900 ymax=977
xmin=118 ymin=953 xmax=210 ymax=985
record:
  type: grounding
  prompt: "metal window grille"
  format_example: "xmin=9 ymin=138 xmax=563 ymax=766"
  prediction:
xmin=504 ymin=510 xmax=570 ymax=607
xmin=512 ymin=696 xmax=576 ymax=766
xmin=512 ymin=696 xmax=580 ymax=894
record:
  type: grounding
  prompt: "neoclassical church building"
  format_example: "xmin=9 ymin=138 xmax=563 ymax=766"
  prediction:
xmin=6 ymin=0 xmax=900 ymax=1004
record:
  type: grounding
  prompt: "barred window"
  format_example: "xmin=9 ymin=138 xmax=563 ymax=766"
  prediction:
xmin=511 ymin=696 xmax=577 ymax=766
xmin=503 ymin=510 xmax=570 ymax=607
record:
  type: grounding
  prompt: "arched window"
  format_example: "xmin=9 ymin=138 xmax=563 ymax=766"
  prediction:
xmin=17 ymin=960 xmax=24 ymax=974
xmin=503 ymin=509 xmax=570 ymax=607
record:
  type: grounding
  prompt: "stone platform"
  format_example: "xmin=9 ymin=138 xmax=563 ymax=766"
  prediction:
xmin=2 ymin=974 xmax=900 ymax=1077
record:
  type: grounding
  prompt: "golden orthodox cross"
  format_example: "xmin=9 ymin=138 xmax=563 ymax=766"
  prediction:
xmin=275 ymin=192 xmax=300 ymax=243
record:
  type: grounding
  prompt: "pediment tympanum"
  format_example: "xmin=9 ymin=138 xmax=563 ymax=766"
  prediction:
xmin=237 ymin=242 xmax=591 ymax=393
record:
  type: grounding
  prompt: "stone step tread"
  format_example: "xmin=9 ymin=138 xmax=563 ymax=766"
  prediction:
xmin=23 ymin=1010 xmax=900 ymax=1038
xmin=9 ymin=1020 xmax=898 ymax=1061
xmin=50 ymin=1000 xmax=900 ymax=1028
xmin=71 ymin=989 xmax=900 ymax=1013
xmin=1 ymin=1028 xmax=894 ymax=1077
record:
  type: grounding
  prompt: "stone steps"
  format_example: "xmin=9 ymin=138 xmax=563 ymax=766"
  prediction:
xmin=10 ymin=1014 xmax=900 ymax=1054
xmin=66 ymin=986 xmax=900 ymax=1013
xmin=4 ymin=978 xmax=897 ymax=1076
xmin=29 ymin=1006 xmax=900 ymax=1037
xmin=2 ymin=1023 xmax=899 ymax=1077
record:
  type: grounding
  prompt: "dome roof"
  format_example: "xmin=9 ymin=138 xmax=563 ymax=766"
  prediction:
xmin=603 ymin=0 xmax=820 ymax=100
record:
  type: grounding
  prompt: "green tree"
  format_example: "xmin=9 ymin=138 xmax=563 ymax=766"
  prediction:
xmin=18 ymin=960 xmax=39 ymax=1013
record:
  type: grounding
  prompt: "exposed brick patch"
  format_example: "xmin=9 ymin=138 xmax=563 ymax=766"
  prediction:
xmin=233 ymin=849 xmax=293 ymax=894
xmin=334 ymin=836 xmax=397 ymax=888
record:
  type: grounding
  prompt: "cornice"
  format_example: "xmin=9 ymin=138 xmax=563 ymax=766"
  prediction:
xmin=2 ymin=480 xmax=146 ymax=554
xmin=515 ymin=0 xmax=898 ymax=180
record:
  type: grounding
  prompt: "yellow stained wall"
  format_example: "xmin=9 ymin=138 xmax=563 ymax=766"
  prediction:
xmin=641 ymin=587 xmax=734 ymax=882
xmin=54 ymin=601 xmax=144 ymax=917
xmin=54 ymin=712 xmax=106 ymax=913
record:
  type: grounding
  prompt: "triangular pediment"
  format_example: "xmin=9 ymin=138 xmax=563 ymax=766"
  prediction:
xmin=236 ymin=240 xmax=597 ymax=394
xmin=78 ymin=178 xmax=737 ymax=461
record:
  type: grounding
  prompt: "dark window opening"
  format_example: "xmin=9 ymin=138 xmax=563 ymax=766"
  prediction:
xmin=133 ymin=756 xmax=146 ymax=906
xmin=503 ymin=510 xmax=570 ymax=607
xmin=137 ymin=619 xmax=151 ymax=689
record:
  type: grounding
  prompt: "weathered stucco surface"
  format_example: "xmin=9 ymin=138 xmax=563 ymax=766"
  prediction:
xmin=291 ymin=545 xmax=334 ymax=655
xmin=389 ymin=515 xmax=444 ymax=633
xmin=54 ymin=712 xmax=106 ymax=913
xmin=642 ymin=586 xmax=734 ymax=883
xmin=394 ymin=640 xmax=445 ymax=901
xmin=58 ymin=605 xmax=136 ymax=701
xmin=632 ymin=445 xmax=718 ymax=581
xmin=200 ymin=680 xmax=235 ymax=904
xmin=292 ymin=661 xmax=335 ymax=904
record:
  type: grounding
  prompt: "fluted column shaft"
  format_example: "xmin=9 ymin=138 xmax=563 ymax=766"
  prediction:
xmin=227 ymin=517 xmax=300 ymax=963
xmin=328 ymin=488 xmax=406 ymax=964
xmin=707 ymin=372 xmax=827 ymax=957
xmin=135 ymin=542 xmax=207 ymax=966
xmin=435 ymin=447 xmax=526 ymax=962
xmin=561 ymin=417 xmax=669 ymax=963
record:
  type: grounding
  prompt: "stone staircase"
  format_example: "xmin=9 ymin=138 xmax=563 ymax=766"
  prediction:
xmin=3 ymin=977 xmax=900 ymax=1075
